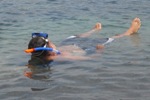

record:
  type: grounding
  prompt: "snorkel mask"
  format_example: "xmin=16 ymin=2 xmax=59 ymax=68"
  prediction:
xmin=32 ymin=32 xmax=48 ymax=42
xmin=25 ymin=32 xmax=61 ymax=55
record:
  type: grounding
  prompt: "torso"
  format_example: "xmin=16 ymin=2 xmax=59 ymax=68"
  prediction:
xmin=58 ymin=45 xmax=86 ymax=56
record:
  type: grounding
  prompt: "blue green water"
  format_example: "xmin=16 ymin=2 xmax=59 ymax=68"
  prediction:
xmin=0 ymin=0 xmax=150 ymax=100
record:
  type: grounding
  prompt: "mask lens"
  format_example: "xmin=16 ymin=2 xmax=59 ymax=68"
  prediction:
xmin=32 ymin=33 xmax=48 ymax=39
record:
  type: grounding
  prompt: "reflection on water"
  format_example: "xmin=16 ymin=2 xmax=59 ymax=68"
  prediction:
xmin=23 ymin=53 xmax=54 ymax=80
xmin=24 ymin=63 xmax=52 ymax=80
xmin=24 ymin=63 xmax=53 ymax=91
xmin=130 ymin=33 xmax=141 ymax=46
xmin=24 ymin=64 xmax=52 ymax=91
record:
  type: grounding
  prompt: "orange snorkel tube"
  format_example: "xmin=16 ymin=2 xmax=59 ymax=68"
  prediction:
xmin=24 ymin=48 xmax=35 ymax=53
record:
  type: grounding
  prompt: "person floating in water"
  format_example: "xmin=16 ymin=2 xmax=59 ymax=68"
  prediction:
xmin=24 ymin=18 xmax=141 ymax=79
xmin=25 ymin=17 xmax=141 ymax=66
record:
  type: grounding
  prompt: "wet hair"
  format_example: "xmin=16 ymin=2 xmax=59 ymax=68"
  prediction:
xmin=28 ymin=37 xmax=48 ymax=57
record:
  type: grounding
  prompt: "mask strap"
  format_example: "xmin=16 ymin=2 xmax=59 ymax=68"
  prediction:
xmin=40 ymin=37 xmax=48 ymax=48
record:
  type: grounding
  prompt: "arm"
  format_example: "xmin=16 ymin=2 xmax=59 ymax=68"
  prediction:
xmin=56 ymin=52 xmax=91 ymax=61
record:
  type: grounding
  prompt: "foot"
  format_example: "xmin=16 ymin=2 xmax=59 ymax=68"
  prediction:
xmin=94 ymin=23 xmax=102 ymax=30
xmin=125 ymin=17 xmax=141 ymax=35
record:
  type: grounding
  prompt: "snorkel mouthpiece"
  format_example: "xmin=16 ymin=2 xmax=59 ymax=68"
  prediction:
xmin=24 ymin=47 xmax=61 ymax=55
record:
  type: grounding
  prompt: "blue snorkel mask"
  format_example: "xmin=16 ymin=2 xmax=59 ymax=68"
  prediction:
xmin=32 ymin=32 xmax=48 ymax=39
xmin=32 ymin=32 xmax=49 ymax=42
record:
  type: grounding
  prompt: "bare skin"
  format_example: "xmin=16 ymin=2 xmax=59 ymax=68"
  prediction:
xmin=45 ymin=23 xmax=102 ymax=61
xmin=111 ymin=17 xmax=141 ymax=39
xmin=96 ymin=17 xmax=141 ymax=49
xmin=45 ymin=18 xmax=141 ymax=61
xmin=77 ymin=23 xmax=102 ymax=38
xmin=25 ymin=18 xmax=141 ymax=79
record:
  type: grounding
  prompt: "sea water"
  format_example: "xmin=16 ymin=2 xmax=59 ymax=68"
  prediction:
xmin=0 ymin=0 xmax=150 ymax=100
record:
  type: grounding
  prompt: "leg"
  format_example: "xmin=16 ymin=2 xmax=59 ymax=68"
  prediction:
xmin=111 ymin=18 xmax=141 ymax=39
xmin=77 ymin=23 xmax=102 ymax=38
xmin=96 ymin=18 xmax=141 ymax=50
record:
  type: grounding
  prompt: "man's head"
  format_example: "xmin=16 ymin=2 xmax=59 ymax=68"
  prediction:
xmin=28 ymin=37 xmax=48 ymax=57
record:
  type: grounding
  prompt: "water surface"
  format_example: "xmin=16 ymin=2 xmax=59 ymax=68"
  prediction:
xmin=0 ymin=0 xmax=150 ymax=100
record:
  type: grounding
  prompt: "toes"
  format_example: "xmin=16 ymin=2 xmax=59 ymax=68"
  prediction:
xmin=95 ymin=23 xmax=102 ymax=30
xmin=132 ymin=18 xmax=141 ymax=28
xmin=134 ymin=17 xmax=141 ymax=24
xmin=135 ymin=18 xmax=141 ymax=27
